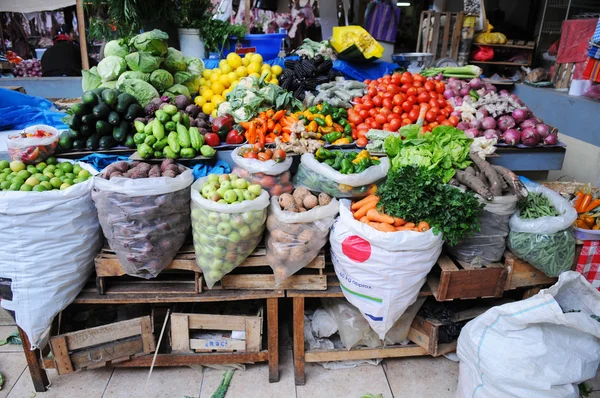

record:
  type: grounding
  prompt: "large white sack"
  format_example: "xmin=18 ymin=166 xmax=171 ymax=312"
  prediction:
xmin=456 ymin=271 xmax=600 ymax=398
xmin=0 ymin=161 xmax=101 ymax=347
xmin=329 ymin=200 xmax=443 ymax=338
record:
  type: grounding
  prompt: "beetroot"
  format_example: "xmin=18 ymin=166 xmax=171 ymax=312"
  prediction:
xmin=503 ymin=129 xmax=521 ymax=145
xmin=521 ymin=128 xmax=541 ymax=147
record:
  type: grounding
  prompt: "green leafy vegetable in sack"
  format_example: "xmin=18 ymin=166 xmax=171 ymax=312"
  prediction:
xmin=125 ymin=52 xmax=163 ymax=73
xmin=377 ymin=166 xmax=483 ymax=246
xmin=97 ymin=56 xmax=127 ymax=81
xmin=129 ymin=29 xmax=169 ymax=56
xmin=149 ymin=69 xmax=174 ymax=91
xmin=118 ymin=78 xmax=159 ymax=106
xmin=81 ymin=67 xmax=102 ymax=91
xmin=104 ymin=39 xmax=129 ymax=58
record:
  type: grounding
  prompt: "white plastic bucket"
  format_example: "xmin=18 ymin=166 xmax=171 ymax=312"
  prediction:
xmin=35 ymin=48 xmax=47 ymax=59
xmin=178 ymin=28 xmax=205 ymax=59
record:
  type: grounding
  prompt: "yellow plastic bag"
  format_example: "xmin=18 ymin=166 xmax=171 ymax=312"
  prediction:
xmin=474 ymin=22 xmax=507 ymax=45
xmin=330 ymin=26 xmax=384 ymax=62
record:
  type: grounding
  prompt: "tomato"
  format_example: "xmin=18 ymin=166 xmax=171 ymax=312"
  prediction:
xmin=368 ymin=108 xmax=377 ymax=117
xmin=362 ymin=95 xmax=370 ymax=102
xmin=435 ymin=81 xmax=445 ymax=94
xmin=429 ymin=122 xmax=439 ymax=129
xmin=413 ymin=74 xmax=426 ymax=83
xmin=439 ymin=108 xmax=449 ymax=118
xmin=374 ymin=114 xmax=387 ymax=125
xmin=389 ymin=118 xmax=401 ymax=131
xmin=365 ymin=117 xmax=375 ymax=125
xmin=382 ymin=123 xmax=392 ymax=131
xmin=357 ymin=122 xmax=370 ymax=131
xmin=441 ymin=120 xmax=452 ymax=126
xmin=436 ymin=114 xmax=446 ymax=123
xmin=393 ymin=105 xmax=403 ymax=114
xmin=246 ymin=151 xmax=259 ymax=159
xmin=385 ymin=113 xmax=395 ymax=122
xmin=429 ymin=91 xmax=438 ymax=100
xmin=364 ymin=79 xmax=371 ymax=85
xmin=380 ymin=107 xmax=392 ymax=117
xmin=401 ymin=113 xmax=408 ymax=120
xmin=354 ymin=97 xmax=363 ymax=104
xmin=401 ymin=118 xmax=412 ymax=126
xmin=371 ymin=96 xmax=381 ymax=107
xmin=370 ymin=120 xmax=379 ymax=129
xmin=406 ymin=87 xmax=417 ymax=97
xmin=429 ymin=99 xmax=439 ymax=109
xmin=356 ymin=137 xmax=368 ymax=147
xmin=391 ymin=74 xmax=402 ymax=85
xmin=387 ymin=85 xmax=401 ymax=95
xmin=425 ymin=110 xmax=436 ymax=123
xmin=416 ymin=87 xmax=426 ymax=95
xmin=408 ymin=108 xmax=419 ymax=122
xmin=448 ymin=115 xmax=460 ymax=126
xmin=406 ymin=95 xmax=417 ymax=106
xmin=418 ymin=92 xmax=430 ymax=103
xmin=437 ymin=98 xmax=447 ymax=108
xmin=413 ymin=81 xmax=423 ymax=88
xmin=392 ymin=94 xmax=403 ymax=106
xmin=424 ymin=81 xmax=435 ymax=92
xmin=400 ymin=73 xmax=413 ymax=84
xmin=363 ymin=99 xmax=374 ymax=109
xmin=400 ymin=83 xmax=411 ymax=93
xmin=367 ymin=87 xmax=377 ymax=97
xmin=382 ymin=98 xmax=393 ymax=109
xmin=348 ymin=113 xmax=362 ymax=124
xmin=359 ymin=109 xmax=369 ymax=119
xmin=382 ymin=92 xmax=393 ymax=99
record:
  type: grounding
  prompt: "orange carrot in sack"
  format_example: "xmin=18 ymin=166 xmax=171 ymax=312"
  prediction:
xmin=353 ymin=200 xmax=378 ymax=219
xmin=360 ymin=216 xmax=369 ymax=223
xmin=366 ymin=209 xmax=395 ymax=224
xmin=404 ymin=222 xmax=416 ymax=228
xmin=375 ymin=222 xmax=396 ymax=232
xmin=393 ymin=217 xmax=406 ymax=227
xmin=417 ymin=221 xmax=430 ymax=232
xmin=351 ymin=194 xmax=379 ymax=210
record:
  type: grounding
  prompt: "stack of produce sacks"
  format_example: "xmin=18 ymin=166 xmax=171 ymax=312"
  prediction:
xmin=0 ymin=159 xmax=101 ymax=347
xmin=93 ymin=160 xmax=193 ymax=278
xmin=191 ymin=174 xmax=270 ymax=288
xmin=266 ymin=187 xmax=339 ymax=284
xmin=231 ymin=146 xmax=293 ymax=197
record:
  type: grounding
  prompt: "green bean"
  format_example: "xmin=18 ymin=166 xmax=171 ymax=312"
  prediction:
xmin=508 ymin=230 xmax=575 ymax=277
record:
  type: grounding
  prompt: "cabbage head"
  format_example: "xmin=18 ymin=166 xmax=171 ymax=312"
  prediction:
xmin=97 ymin=56 xmax=127 ymax=81
xmin=174 ymin=71 xmax=200 ymax=94
xmin=118 ymin=79 xmax=159 ymax=107
xmin=117 ymin=71 xmax=150 ymax=86
xmin=149 ymin=69 xmax=174 ymax=91
xmin=104 ymin=39 xmax=128 ymax=58
xmin=99 ymin=81 xmax=117 ymax=89
xmin=81 ymin=67 xmax=101 ymax=91
xmin=125 ymin=52 xmax=163 ymax=73
xmin=163 ymin=47 xmax=187 ymax=72
xmin=129 ymin=29 xmax=168 ymax=56
xmin=186 ymin=56 xmax=205 ymax=75
xmin=164 ymin=84 xmax=191 ymax=99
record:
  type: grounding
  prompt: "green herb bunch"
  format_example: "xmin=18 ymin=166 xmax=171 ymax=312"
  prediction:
xmin=376 ymin=165 xmax=484 ymax=246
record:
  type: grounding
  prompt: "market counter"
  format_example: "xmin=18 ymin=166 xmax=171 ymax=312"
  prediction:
xmin=0 ymin=77 xmax=82 ymax=99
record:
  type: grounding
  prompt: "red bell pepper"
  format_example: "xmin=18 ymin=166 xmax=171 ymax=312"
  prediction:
xmin=225 ymin=129 xmax=244 ymax=145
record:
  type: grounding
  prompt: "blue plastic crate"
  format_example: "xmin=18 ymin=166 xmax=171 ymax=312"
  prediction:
xmin=223 ymin=33 xmax=286 ymax=61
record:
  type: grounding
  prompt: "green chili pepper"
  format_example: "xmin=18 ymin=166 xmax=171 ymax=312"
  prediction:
xmin=324 ymin=131 xmax=342 ymax=143
xmin=314 ymin=117 xmax=326 ymax=127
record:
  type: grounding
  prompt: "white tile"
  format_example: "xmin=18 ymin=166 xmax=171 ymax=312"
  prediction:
xmin=103 ymin=366 xmax=203 ymax=398
xmin=384 ymin=356 xmax=459 ymax=398
xmin=0 ymin=327 xmax=22 ymax=353
xmin=0 ymin=353 xmax=27 ymax=397
xmin=296 ymin=361 xmax=393 ymax=398
xmin=200 ymin=349 xmax=295 ymax=398
xmin=7 ymin=367 xmax=112 ymax=398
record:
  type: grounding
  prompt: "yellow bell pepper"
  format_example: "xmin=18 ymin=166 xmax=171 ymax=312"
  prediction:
xmin=306 ymin=120 xmax=318 ymax=133
xmin=325 ymin=115 xmax=333 ymax=127
xmin=332 ymin=137 xmax=350 ymax=145
xmin=319 ymin=126 xmax=334 ymax=133
xmin=338 ymin=184 xmax=352 ymax=193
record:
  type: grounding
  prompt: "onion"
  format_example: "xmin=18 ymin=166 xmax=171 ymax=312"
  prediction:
xmin=476 ymin=108 xmax=489 ymax=118
xmin=464 ymin=128 xmax=481 ymax=138
xmin=443 ymin=89 xmax=455 ymax=99
xmin=469 ymin=78 xmax=483 ymax=90
xmin=452 ymin=88 xmax=460 ymax=97
xmin=535 ymin=123 xmax=550 ymax=138
xmin=469 ymin=119 xmax=483 ymax=130
xmin=543 ymin=133 xmax=558 ymax=146
xmin=435 ymin=73 xmax=444 ymax=81
xmin=521 ymin=128 xmax=540 ymax=147
xmin=483 ymin=129 xmax=501 ymax=140
xmin=448 ymin=77 xmax=459 ymax=82
xmin=456 ymin=121 xmax=469 ymax=131
xmin=520 ymin=119 xmax=536 ymax=130
xmin=497 ymin=115 xmax=516 ymax=131
xmin=447 ymin=80 xmax=460 ymax=90
xmin=499 ymin=90 xmax=509 ymax=97
xmin=484 ymin=83 xmax=497 ymax=93
xmin=503 ymin=129 xmax=521 ymax=145
xmin=451 ymin=110 xmax=461 ymax=117
xmin=463 ymin=95 xmax=472 ymax=103
xmin=454 ymin=97 xmax=463 ymax=106
xmin=512 ymin=109 xmax=528 ymax=124
xmin=459 ymin=87 xmax=470 ymax=96
xmin=481 ymin=117 xmax=497 ymax=130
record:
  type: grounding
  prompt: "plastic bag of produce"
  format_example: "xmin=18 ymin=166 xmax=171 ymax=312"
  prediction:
xmin=190 ymin=176 xmax=270 ymax=288
xmin=92 ymin=164 xmax=193 ymax=279
xmin=0 ymin=160 xmax=101 ymax=347
xmin=329 ymin=200 xmax=443 ymax=338
xmin=448 ymin=195 xmax=518 ymax=266
xmin=231 ymin=146 xmax=294 ymax=196
xmin=266 ymin=195 xmax=339 ymax=284
xmin=507 ymin=181 xmax=577 ymax=277
xmin=293 ymin=153 xmax=389 ymax=198
xmin=456 ymin=271 xmax=600 ymax=398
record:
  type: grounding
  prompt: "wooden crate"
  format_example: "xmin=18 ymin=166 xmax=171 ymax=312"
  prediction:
xmin=95 ymin=244 xmax=326 ymax=294
xmin=170 ymin=311 xmax=262 ymax=353
xmin=504 ymin=250 xmax=557 ymax=290
xmin=408 ymin=315 xmax=456 ymax=357
xmin=49 ymin=316 xmax=155 ymax=375
xmin=417 ymin=11 xmax=464 ymax=61
xmin=427 ymin=254 xmax=507 ymax=301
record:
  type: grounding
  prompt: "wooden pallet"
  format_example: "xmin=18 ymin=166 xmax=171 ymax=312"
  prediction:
xmin=417 ymin=11 xmax=464 ymax=61
xmin=95 ymin=244 xmax=326 ymax=294
xmin=553 ymin=62 xmax=575 ymax=90
xmin=504 ymin=250 xmax=558 ymax=290
xmin=49 ymin=316 xmax=155 ymax=375
xmin=427 ymin=254 xmax=507 ymax=301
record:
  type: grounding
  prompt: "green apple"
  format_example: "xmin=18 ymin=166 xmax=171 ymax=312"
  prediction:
xmin=43 ymin=171 xmax=54 ymax=179
xmin=201 ymin=244 xmax=214 ymax=256
xmin=46 ymin=157 xmax=57 ymax=165
xmin=27 ymin=165 xmax=37 ymax=175
xmin=20 ymin=183 xmax=33 ymax=191
xmin=219 ymin=180 xmax=232 ymax=190
xmin=50 ymin=177 xmax=62 ymax=189
xmin=38 ymin=175 xmax=49 ymax=182
xmin=78 ymin=169 xmax=91 ymax=178
xmin=223 ymin=190 xmax=237 ymax=203
xmin=191 ymin=208 xmax=202 ymax=222
xmin=238 ymin=225 xmax=251 ymax=239
xmin=216 ymin=186 xmax=229 ymax=198
xmin=205 ymin=225 xmax=218 ymax=235
xmin=60 ymin=182 xmax=71 ymax=190
xmin=250 ymin=220 xmax=264 ymax=232
xmin=0 ymin=181 xmax=10 ymax=190
xmin=218 ymin=199 xmax=227 ymax=204
xmin=54 ymin=169 xmax=64 ymax=177
xmin=228 ymin=231 xmax=241 ymax=243
xmin=63 ymin=178 xmax=73 ymax=186
xmin=207 ymin=174 xmax=219 ymax=184
xmin=229 ymin=215 xmax=245 ymax=229
xmin=72 ymin=165 xmax=82 ymax=175
xmin=209 ymin=192 xmax=221 ymax=202
xmin=217 ymin=222 xmax=232 ymax=235
xmin=0 ymin=160 xmax=9 ymax=171
xmin=218 ymin=174 xmax=230 ymax=182
xmin=229 ymin=173 xmax=238 ymax=181
xmin=199 ymin=233 xmax=212 ymax=245
xmin=16 ymin=170 xmax=31 ymax=180
xmin=233 ymin=178 xmax=248 ymax=189
xmin=201 ymin=182 xmax=217 ymax=196
xmin=5 ymin=174 xmax=14 ymax=182
xmin=241 ymin=212 xmax=255 ymax=224
xmin=8 ymin=183 xmax=19 ymax=191
xmin=208 ymin=212 xmax=221 ymax=225
xmin=40 ymin=181 xmax=53 ymax=190
xmin=9 ymin=161 xmax=25 ymax=173
xmin=243 ymin=191 xmax=256 ymax=201
xmin=248 ymin=184 xmax=262 ymax=196
xmin=45 ymin=165 xmax=56 ymax=173
xmin=25 ymin=177 xmax=39 ymax=186
xmin=60 ymin=162 xmax=73 ymax=173
xmin=208 ymin=270 xmax=223 ymax=280
xmin=32 ymin=185 xmax=46 ymax=192
xmin=234 ymin=189 xmax=245 ymax=202
xmin=222 ymin=262 xmax=234 ymax=273
xmin=65 ymin=173 xmax=76 ymax=180
xmin=220 ymin=213 xmax=231 ymax=222
xmin=35 ymin=162 xmax=47 ymax=171
xmin=214 ymin=235 xmax=229 ymax=247
xmin=213 ymin=246 xmax=227 ymax=259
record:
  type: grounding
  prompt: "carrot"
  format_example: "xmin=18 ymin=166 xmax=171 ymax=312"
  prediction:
xmin=376 ymin=223 xmax=396 ymax=232
xmin=366 ymin=208 xmax=395 ymax=224
xmin=266 ymin=109 xmax=275 ymax=118
xmin=573 ymin=192 xmax=584 ymax=210
xmin=353 ymin=200 xmax=378 ymax=219
xmin=359 ymin=216 xmax=369 ymax=223
xmin=273 ymin=109 xmax=286 ymax=121
xmin=265 ymin=133 xmax=276 ymax=144
xmin=267 ymin=119 xmax=275 ymax=131
xmin=393 ymin=217 xmax=406 ymax=227
xmin=404 ymin=222 xmax=415 ymax=228
xmin=417 ymin=221 xmax=430 ymax=232
xmin=239 ymin=121 xmax=252 ymax=131
xmin=583 ymin=198 xmax=600 ymax=213
xmin=351 ymin=194 xmax=379 ymax=210
xmin=282 ymin=132 xmax=291 ymax=143
xmin=273 ymin=123 xmax=282 ymax=136
xmin=395 ymin=226 xmax=414 ymax=231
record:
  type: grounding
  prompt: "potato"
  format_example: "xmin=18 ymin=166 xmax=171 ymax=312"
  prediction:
xmin=137 ymin=162 xmax=152 ymax=173
xmin=177 ymin=165 xmax=187 ymax=174
xmin=293 ymin=187 xmax=311 ymax=207
xmin=161 ymin=159 xmax=176 ymax=172
xmin=270 ymin=229 xmax=294 ymax=243
xmin=298 ymin=229 xmax=314 ymax=243
xmin=318 ymin=192 xmax=332 ymax=206
xmin=162 ymin=170 xmax=177 ymax=178
xmin=165 ymin=164 xmax=179 ymax=173
xmin=113 ymin=161 xmax=130 ymax=173
xmin=289 ymin=246 xmax=307 ymax=260
xmin=108 ymin=171 xmax=123 ymax=180
xmin=303 ymin=194 xmax=318 ymax=209
xmin=278 ymin=194 xmax=296 ymax=211
xmin=266 ymin=215 xmax=279 ymax=231
xmin=149 ymin=165 xmax=161 ymax=178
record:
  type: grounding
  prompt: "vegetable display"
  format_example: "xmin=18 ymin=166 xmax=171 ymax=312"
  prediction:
xmin=296 ymin=103 xmax=354 ymax=145
xmin=314 ymin=149 xmax=380 ymax=174
xmin=351 ymin=194 xmax=431 ymax=233
xmin=238 ymin=109 xmax=304 ymax=145
xmin=11 ymin=59 xmax=42 ymax=77
xmin=376 ymin=165 xmax=483 ymax=246
xmin=60 ymin=88 xmax=143 ymax=152
xmin=0 ymin=158 xmax=91 ymax=192
xmin=573 ymin=187 xmax=600 ymax=231
xmin=293 ymin=39 xmax=337 ymax=60
xmin=100 ymin=159 xmax=186 ymax=179
xmin=279 ymin=55 xmax=340 ymax=100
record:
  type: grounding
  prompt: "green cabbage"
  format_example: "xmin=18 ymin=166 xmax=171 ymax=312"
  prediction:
xmin=149 ymin=69 xmax=174 ymax=91
xmin=129 ymin=29 xmax=169 ymax=56
xmin=174 ymin=72 xmax=200 ymax=94
xmin=186 ymin=56 xmax=205 ymax=75
xmin=117 ymin=71 xmax=150 ymax=86
xmin=118 ymin=78 xmax=159 ymax=106
xmin=104 ymin=39 xmax=128 ymax=58
xmin=81 ymin=67 xmax=102 ymax=91
xmin=164 ymin=84 xmax=191 ymax=99
xmin=163 ymin=47 xmax=187 ymax=72
xmin=173 ymin=71 xmax=193 ymax=85
xmin=97 ymin=56 xmax=127 ymax=81
xmin=125 ymin=52 xmax=163 ymax=73
xmin=99 ymin=81 xmax=117 ymax=89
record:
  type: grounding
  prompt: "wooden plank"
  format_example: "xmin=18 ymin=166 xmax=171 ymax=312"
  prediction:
xmin=61 ymin=317 xmax=145 ymax=351
xmin=170 ymin=314 xmax=190 ymax=352
xmin=522 ymin=286 xmax=541 ymax=299
xmin=111 ymin=351 xmax=269 ymax=367
xmin=407 ymin=317 xmax=436 ymax=355
xmin=444 ymin=267 xmax=505 ymax=300
xmin=245 ymin=318 xmax=262 ymax=353
xmin=504 ymin=251 xmax=557 ymax=289
xmin=19 ymin=327 xmax=50 ymax=392
xmin=451 ymin=12 xmax=463 ymax=59
xmin=440 ymin=12 xmax=451 ymax=58
xmin=188 ymin=314 xmax=249 ymax=330
xmin=70 ymin=336 xmax=143 ymax=370
xmin=191 ymin=338 xmax=246 ymax=352
xmin=49 ymin=335 xmax=74 ymax=375
xmin=267 ymin=297 xmax=279 ymax=383
xmin=438 ymin=256 xmax=459 ymax=272
xmin=75 ymin=0 xmax=89 ymax=70
xmin=305 ymin=345 xmax=429 ymax=362
xmin=140 ymin=316 xmax=155 ymax=354
xmin=416 ymin=11 xmax=425 ymax=52
xmin=221 ymin=274 xmax=326 ymax=291
xmin=293 ymin=297 xmax=305 ymax=385
xmin=424 ymin=12 xmax=433 ymax=53
xmin=430 ymin=12 xmax=441 ymax=58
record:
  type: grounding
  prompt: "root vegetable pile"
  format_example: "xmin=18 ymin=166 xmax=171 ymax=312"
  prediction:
xmin=351 ymin=194 xmax=430 ymax=233
xmin=277 ymin=188 xmax=331 ymax=213
xmin=100 ymin=159 xmax=186 ymax=179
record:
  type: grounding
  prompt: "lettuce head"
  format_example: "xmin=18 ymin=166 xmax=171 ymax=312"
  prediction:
xmin=129 ymin=29 xmax=168 ymax=56
xmin=149 ymin=69 xmax=174 ymax=91
xmin=163 ymin=47 xmax=187 ymax=72
xmin=97 ymin=56 xmax=127 ymax=81
xmin=104 ymin=39 xmax=128 ymax=58
xmin=118 ymin=78 xmax=159 ymax=106
xmin=125 ymin=52 xmax=163 ymax=73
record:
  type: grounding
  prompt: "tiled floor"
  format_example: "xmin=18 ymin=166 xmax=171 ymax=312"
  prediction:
xmin=1 ymin=309 xmax=600 ymax=398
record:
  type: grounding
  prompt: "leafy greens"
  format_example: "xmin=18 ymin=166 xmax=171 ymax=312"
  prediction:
xmin=383 ymin=125 xmax=472 ymax=183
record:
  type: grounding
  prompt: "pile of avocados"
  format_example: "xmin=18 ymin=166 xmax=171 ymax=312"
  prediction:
xmin=60 ymin=88 xmax=144 ymax=152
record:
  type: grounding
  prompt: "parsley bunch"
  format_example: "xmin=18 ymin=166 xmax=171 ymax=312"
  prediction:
xmin=377 ymin=166 xmax=483 ymax=246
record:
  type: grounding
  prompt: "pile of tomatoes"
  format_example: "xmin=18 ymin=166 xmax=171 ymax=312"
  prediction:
xmin=349 ymin=72 xmax=460 ymax=147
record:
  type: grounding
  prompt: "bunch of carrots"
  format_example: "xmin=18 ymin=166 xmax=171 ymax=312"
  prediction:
xmin=574 ymin=188 xmax=600 ymax=230
xmin=240 ymin=109 xmax=302 ymax=145
xmin=351 ymin=195 xmax=430 ymax=233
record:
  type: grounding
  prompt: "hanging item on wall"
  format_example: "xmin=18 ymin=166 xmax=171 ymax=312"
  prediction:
xmin=364 ymin=0 xmax=400 ymax=43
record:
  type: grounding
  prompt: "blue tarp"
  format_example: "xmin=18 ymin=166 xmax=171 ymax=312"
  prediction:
xmin=0 ymin=88 xmax=68 ymax=131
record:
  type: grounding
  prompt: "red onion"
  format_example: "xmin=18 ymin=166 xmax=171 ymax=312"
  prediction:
xmin=511 ymin=94 xmax=524 ymax=105
xmin=499 ymin=90 xmax=509 ymax=97
xmin=481 ymin=117 xmax=497 ymax=130
xmin=521 ymin=128 xmax=541 ymax=147
xmin=443 ymin=89 xmax=455 ymax=99
xmin=451 ymin=110 xmax=461 ymax=117
xmin=464 ymin=128 xmax=480 ymax=138
xmin=454 ymin=97 xmax=464 ymax=106
xmin=497 ymin=115 xmax=516 ymax=131
xmin=520 ymin=119 xmax=536 ymax=130
xmin=483 ymin=129 xmax=501 ymax=140
xmin=469 ymin=78 xmax=483 ymax=89
xmin=469 ymin=119 xmax=483 ymax=130
xmin=503 ymin=129 xmax=521 ymax=145
xmin=476 ymin=108 xmax=489 ymax=118
xmin=512 ymin=109 xmax=528 ymax=124
xmin=447 ymin=80 xmax=460 ymax=90
xmin=535 ymin=123 xmax=550 ymax=138
xmin=543 ymin=133 xmax=558 ymax=146
xmin=435 ymin=73 xmax=444 ymax=81
xmin=456 ymin=121 xmax=469 ymax=131
xmin=459 ymin=87 xmax=470 ymax=96
xmin=484 ymin=83 xmax=497 ymax=93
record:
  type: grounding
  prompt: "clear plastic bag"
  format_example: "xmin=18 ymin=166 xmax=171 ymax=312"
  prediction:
xmin=293 ymin=154 xmax=389 ymax=198
xmin=7 ymin=124 xmax=59 ymax=164
xmin=265 ymin=196 xmax=339 ymax=284
xmin=448 ymin=195 xmax=518 ymax=266
xmin=190 ymin=177 xmax=270 ymax=288
xmin=232 ymin=167 xmax=293 ymax=197
xmin=231 ymin=146 xmax=293 ymax=175
xmin=92 ymin=168 xmax=193 ymax=279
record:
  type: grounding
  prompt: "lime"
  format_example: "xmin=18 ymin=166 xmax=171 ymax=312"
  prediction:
xmin=8 ymin=183 xmax=19 ymax=191
xmin=59 ymin=182 xmax=71 ymax=190
xmin=54 ymin=169 xmax=64 ymax=177
xmin=0 ymin=181 xmax=10 ymax=190
xmin=5 ymin=174 xmax=14 ymax=182
xmin=45 ymin=165 xmax=56 ymax=173
xmin=25 ymin=177 xmax=40 ymax=186
xmin=59 ymin=176 xmax=67 ymax=182
xmin=0 ymin=160 xmax=9 ymax=171
xmin=49 ymin=177 xmax=62 ymax=188
xmin=19 ymin=184 xmax=33 ymax=191
xmin=33 ymin=173 xmax=43 ymax=180
xmin=33 ymin=185 xmax=46 ymax=192
xmin=11 ymin=177 xmax=24 ymax=186
xmin=72 ymin=178 xmax=82 ymax=184
xmin=40 ymin=181 xmax=53 ymax=190
xmin=72 ymin=165 xmax=82 ymax=175
xmin=65 ymin=172 xmax=76 ymax=180
xmin=60 ymin=162 xmax=73 ymax=173
xmin=43 ymin=172 xmax=54 ymax=180
xmin=78 ymin=169 xmax=91 ymax=178
xmin=0 ymin=176 xmax=4 ymax=183
xmin=9 ymin=161 xmax=25 ymax=173
xmin=46 ymin=157 xmax=57 ymax=165
xmin=27 ymin=165 xmax=38 ymax=174
xmin=63 ymin=178 xmax=73 ymax=186
xmin=38 ymin=175 xmax=49 ymax=182
xmin=36 ymin=162 xmax=47 ymax=172
xmin=16 ymin=170 xmax=31 ymax=180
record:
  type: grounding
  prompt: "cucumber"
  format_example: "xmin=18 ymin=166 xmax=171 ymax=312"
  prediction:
xmin=82 ymin=91 xmax=98 ymax=106
xmin=101 ymin=89 xmax=119 ymax=107
xmin=71 ymin=102 xmax=88 ymax=117
xmin=113 ymin=120 xmax=129 ymax=143
xmin=80 ymin=124 xmax=94 ymax=137
xmin=72 ymin=139 xmax=86 ymax=149
xmin=58 ymin=131 xmax=74 ymax=150
xmin=124 ymin=104 xmax=143 ymax=121
xmin=96 ymin=120 xmax=112 ymax=135
xmin=99 ymin=135 xmax=117 ymax=149
xmin=86 ymin=134 xmax=101 ymax=150
xmin=115 ymin=93 xmax=137 ymax=113
xmin=81 ymin=114 xmax=97 ymax=126
xmin=92 ymin=102 xmax=111 ymax=119
xmin=108 ymin=111 xmax=121 ymax=126
xmin=68 ymin=115 xmax=82 ymax=130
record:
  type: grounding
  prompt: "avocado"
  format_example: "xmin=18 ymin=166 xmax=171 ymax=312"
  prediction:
xmin=108 ymin=111 xmax=121 ymax=126
xmin=68 ymin=115 xmax=82 ymax=130
xmin=71 ymin=102 xmax=88 ymax=117
xmin=81 ymin=113 xmax=97 ymax=126
xmin=124 ymin=103 xmax=143 ymax=122
xmin=86 ymin=134 xmax=101 ymax=150
xmin=101 ymin=89 xmax=119 ymax=107
xmin=96 ymin=120 xmax=112 ymax=135
xmin=115 ymin=93 xmax=137 ymax=113
xmin=72 ymin=139 xmax=86 ymax=149
xmin=82 ymin=91 xmax=98 ymax=106
xmin=58 ymin=131 xmax=74 ymax=150
xmin=113 ymin=120 xmax=129 ymax=143
xmin=92 ymin=102 xmax=111 ymax=119
xmin=99 ymin=135 xmax=117 ymax=149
